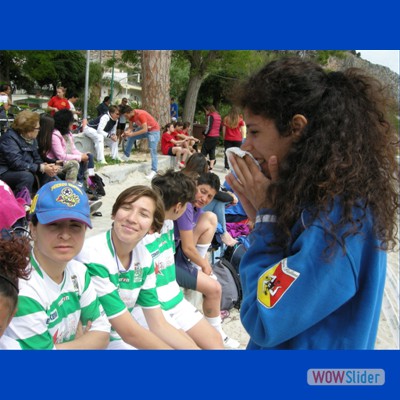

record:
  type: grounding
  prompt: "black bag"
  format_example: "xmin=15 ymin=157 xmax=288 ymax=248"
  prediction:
xmin=90 ymin=174 xmax=106 ymax=197
xmin=212 ymin=257 xmax=242 ymax=311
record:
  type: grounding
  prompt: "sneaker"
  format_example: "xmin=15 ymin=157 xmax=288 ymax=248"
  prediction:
xmin=98 ymin=160 xmax=108 ymax=165
xmin=89 ymin=200 xmax=102 ymax=215
xmin=113 ymin=157 xmax=124 ymax=162
xmin=223 ymin=335 xmax=240 ymax=349
xmin=145 ymin=170 xmax=157 ymax=180
xmin=121 ymin=154 xmax=130 ymax=162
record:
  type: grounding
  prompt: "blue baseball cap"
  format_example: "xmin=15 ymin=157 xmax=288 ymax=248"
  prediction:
xmin=30 ymin=181 xmax=92 ymax=228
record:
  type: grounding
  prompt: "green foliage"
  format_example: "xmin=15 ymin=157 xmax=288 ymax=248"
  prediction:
xmin=315 ymin=50 xmax=347 ymax=65
xmin=22 ymin=51 xmax=86 ymax=95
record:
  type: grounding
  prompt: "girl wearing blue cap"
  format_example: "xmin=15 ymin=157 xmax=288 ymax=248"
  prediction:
xmin=5 ymin=181 xmax=111 ymax=349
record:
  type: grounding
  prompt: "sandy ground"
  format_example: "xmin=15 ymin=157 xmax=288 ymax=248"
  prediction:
xmin=86 ymin=149 xmax=399 ymax=350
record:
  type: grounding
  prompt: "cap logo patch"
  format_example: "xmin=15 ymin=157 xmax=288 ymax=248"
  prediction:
xmin=56 ymin=187 xmax=80 ymax=207
xmin=257 ymin=259 xmax=299 ymax=308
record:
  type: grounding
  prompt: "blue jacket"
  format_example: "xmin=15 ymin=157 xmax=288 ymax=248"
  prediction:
xmin=0 ymin=129 xmax=43 ymax=175
xmin=240 ymin=201 xmax=386 ymax=350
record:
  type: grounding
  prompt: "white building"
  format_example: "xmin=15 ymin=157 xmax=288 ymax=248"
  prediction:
xmin=101 ymin=69 xmax=142 ymax=105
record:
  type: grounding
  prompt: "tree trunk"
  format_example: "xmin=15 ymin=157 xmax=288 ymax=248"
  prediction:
xmin=0 ymin=51 xmax=11 ymax=83
xmin=182 ymin=73 xmax=204 ymax=125
xmin=140 ymin=50 xmax=171 ymax=152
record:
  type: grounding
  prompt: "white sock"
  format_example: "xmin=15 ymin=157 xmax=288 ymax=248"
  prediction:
xmin=88 ymin=168 xmax=95 ymax=177
xmin=205 ymin=316 xmax=223 ymax=335
xmin=191 ymin=243 xmax=210 ymax=271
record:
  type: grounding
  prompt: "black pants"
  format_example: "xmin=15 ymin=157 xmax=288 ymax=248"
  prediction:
xmin=224 ymin=140 xmax=242 ymax=169
xmin=0 ymin=170 xmax=51 ymax=196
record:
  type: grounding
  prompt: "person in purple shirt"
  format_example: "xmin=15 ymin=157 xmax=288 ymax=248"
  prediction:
xmin=174 ymin=172 xmax=240 ymax=348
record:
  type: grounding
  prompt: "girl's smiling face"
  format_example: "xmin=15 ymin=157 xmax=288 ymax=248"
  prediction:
xmin=112 ymin=195 xmax=155 ymax=247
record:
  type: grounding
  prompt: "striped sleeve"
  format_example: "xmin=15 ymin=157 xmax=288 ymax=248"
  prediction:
xmin=80 ymin=270 xmax=111 ymax=333
xmin=8 ymin=296 xmax=55 ymax=350
xmin=85 ymin=262 xmax=127 ymax=319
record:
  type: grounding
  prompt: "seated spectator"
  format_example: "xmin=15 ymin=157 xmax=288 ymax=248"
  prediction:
xmin=182 ymin=153 xmax=238 ymax=247
xmin=5 ymin=181 xmax=111 ymax=349
xmin=0 ymin=110 xmax=59 ymax=197
xmin=75 ymin=185 xmax=199 ymax=349
xmin=161 ymin=123 xmax=191 ymax=169
xmin=0 ymin=100 xmax=12 ymax=135
xmin=174 ymin=172 xmax=240 ymax=348
xmin=39 ymin=110 xmax=95 ymax=187
xmin=0 ymin=84 xmax=12 ymax=106
xmin=47 ymin=86 xmax=70 ymax=116
xmin=133 ymin=170 xmax=224 ymax=349
xmin=175 ymin=121 xmax=199 ymax=153
xmin=83 ymin=105 xmax=121 ymax=164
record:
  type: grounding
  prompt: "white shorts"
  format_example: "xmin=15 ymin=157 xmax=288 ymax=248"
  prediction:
xmin=132 ymin=299 xmax=203 ymax=332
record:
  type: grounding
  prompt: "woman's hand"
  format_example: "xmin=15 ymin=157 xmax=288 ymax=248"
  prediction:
xmin=226 ymin=154 xmax=278 ymax=220
xmin=43 ymin=163 xmax=60 ymax=177
xmin=81 ymin=153 xmax=89 ymax=162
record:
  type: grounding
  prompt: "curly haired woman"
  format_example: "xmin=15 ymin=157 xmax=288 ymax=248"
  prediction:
xmin=226 ymin=57 xmax=399 ymax=350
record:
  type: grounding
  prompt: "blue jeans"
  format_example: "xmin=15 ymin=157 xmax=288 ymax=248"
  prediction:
xmin=203 ymin=198 xmax=229 ymax=233
xmin=124 ymin=130 xmax=160 ymax=172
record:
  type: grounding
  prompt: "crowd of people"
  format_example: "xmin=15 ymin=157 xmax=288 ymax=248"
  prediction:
xmin=0 ymin=56 xmax=398 ymax=350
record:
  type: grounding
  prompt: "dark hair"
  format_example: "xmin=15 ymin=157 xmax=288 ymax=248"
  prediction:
xmin=182 ymin=153 xmax=208 ymax=179
xmin=68 ymin=93 xmax=78 ymax=99
xmin=183 ymin=122 xmax=191 ymax=130
xmin=120 ymin=105 xmax=133 ymax=114
xmin=151 ymin=169 xmax=196 ymax=210
xmin=234 ymin=56 xmax=399 ymax=251
xmin=204 ymin=104 xmax=216 ymax=114
xmin=0 ymin=84 xmax=11 ymax=93
xmin=197 ymin=172 xmax=220 ymax=193
xmin=0 ymin=234 xmax=31 ymax=313
xmin=111 ymin=185 xmax=165 ymax=233
xmin=37 ymin=114 xmax=55 ymax=159
xmin=54 ymin=109 xmax=74 ymax=135
xmin=103 ymin=96 xmax=110 ymax=103
xmin=163 ymin=122 xmax=173 ymax=133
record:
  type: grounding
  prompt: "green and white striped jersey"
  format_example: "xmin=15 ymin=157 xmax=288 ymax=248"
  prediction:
xmin=76 ymin=229 xmax=159 ymax=342
xmin=142 ymin=220 xmax=184 ymax=310
xmin=6 ymin=253 xmax=110 ymax=349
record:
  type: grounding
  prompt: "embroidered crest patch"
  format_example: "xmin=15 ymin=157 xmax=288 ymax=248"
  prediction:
xmin=56 ymin=187 xmax=80 ymax=207
xmin=257 ymin=259 xmax=299 ymax=308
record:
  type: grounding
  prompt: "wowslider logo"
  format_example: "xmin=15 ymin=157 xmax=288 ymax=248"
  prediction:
xmin=307 ymin=369 xmax=385 ymax=386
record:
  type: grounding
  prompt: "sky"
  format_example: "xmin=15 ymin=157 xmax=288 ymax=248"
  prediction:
xmin=356 ymin=50 xmax=399 ymax=73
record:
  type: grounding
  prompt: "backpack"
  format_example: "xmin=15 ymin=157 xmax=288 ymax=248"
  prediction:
xmin=212 ymin=257 xmax=242 ymax=311
xmin=88 ymin=174 xmax=106 ymax=197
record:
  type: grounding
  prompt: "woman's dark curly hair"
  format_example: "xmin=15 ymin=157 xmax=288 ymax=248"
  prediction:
xmin=0 ymin=235 xmax=31 ymax=312
xmin=234 ymin=57 xmax=399 ymax=252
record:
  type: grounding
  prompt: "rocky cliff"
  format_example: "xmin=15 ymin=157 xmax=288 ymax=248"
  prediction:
xmin=327 ymin=52 xmax=399 ymax=103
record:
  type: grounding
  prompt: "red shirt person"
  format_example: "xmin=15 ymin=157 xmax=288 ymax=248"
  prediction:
xmin=47 ymin=87 xmax=70 ymax=116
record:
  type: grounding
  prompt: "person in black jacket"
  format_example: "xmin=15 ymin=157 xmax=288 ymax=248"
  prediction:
xmin=0 ymin=110 xmax=59 ymax=196
xmin=96 ymin=96 xmax=111 ymax=117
